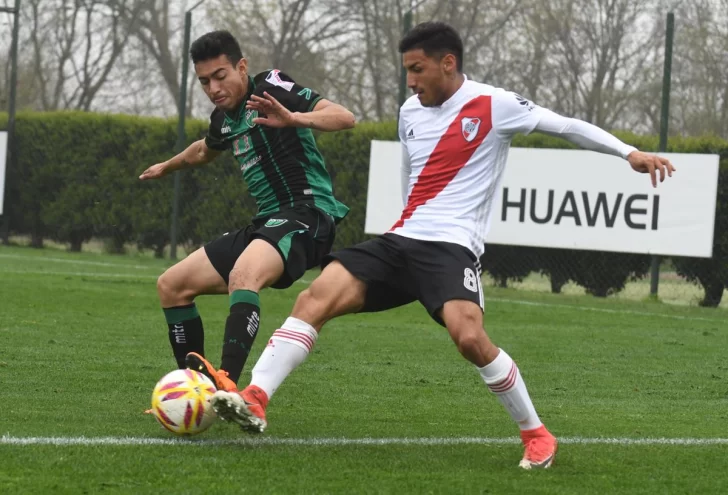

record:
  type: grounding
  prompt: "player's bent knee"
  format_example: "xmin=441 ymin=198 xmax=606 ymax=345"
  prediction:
xmin=291 ymin=288 xmax=331 ymax=326
xmin=293 ymin=288 xmax=317 ymax=311
xmin=453 ymin=331 xmax=482 ymax=354
xmin=157 ymin=271 xmax=195 ymax=307
xmin=294 ymin=283 xmax=339 ymax=313
xmin=450 ymin=329 xmax=495 ymax=367
xmin=156 ymin=272 xmax=175 ymax=300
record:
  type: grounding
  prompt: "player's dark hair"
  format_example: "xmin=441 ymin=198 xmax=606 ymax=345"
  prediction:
xmin=190 ymin=30 xmax=243 ymax=66
xmin=398 ymin=22 xmax=463 ymax=72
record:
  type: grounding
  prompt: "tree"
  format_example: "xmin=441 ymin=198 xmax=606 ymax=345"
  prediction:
xmin=22 ymin=0 xmax=142 ymax=111
xmin=422 ymin=0 xmax=524 ymax=85
xmin=208 ymin=0 xmax=354 ymax=109
xmin=107 ymin=0 xmax=196 ymax=113
xmin=494 ymin=0 xmax=664 ymax=133
xmin=669 ymin=0 xmax=728 ymax=137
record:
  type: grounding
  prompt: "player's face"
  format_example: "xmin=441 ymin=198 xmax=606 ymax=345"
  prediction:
xmin=195 ymin=55 xmax=248 ymax=111
xmin=403 ymin=49 xmax=454 ymax=107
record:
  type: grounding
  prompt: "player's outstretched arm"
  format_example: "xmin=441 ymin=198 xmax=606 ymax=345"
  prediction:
xmin=296 ymin=99 xmax=356 ymax=132
xmin=139 ymin=139 xmax=221 ymax=180
xmin=534 ymin=110 xmax=676 ymax=188
xmin=248 ymin=92 xmax=356 ymax=132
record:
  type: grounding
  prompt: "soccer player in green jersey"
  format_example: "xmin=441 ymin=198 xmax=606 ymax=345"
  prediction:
xmin=139 ymin=30 xmax=355 ymax=393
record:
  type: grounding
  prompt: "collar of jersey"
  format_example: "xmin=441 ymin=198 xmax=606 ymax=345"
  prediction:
xmin=224 ymin=75 xmax=256 ymax=122
xmin=432 ymin=74 xmax=469 ymax=109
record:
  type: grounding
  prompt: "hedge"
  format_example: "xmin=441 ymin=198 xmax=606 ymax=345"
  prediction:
xmin=1 ymin=112 xmax=726 ymax=305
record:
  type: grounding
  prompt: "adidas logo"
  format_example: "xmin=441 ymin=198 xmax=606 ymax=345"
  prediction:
xmin=407 ymin=128 xmax=415 ymax=140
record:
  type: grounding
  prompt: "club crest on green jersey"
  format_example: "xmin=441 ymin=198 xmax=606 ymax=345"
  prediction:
xmin=264 ymin=218 xmax=288 ymax=227
xmin=245 ymin=109 xmax=258 ymax=128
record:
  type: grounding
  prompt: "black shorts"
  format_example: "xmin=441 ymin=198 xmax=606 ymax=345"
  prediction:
xmin=205 ymin=205 xmax=335 ymax=289
xmin=323 ymin=233 xmax=484 ymax=326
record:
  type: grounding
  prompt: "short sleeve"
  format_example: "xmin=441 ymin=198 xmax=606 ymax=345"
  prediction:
xmin=255 ymin=70 xmax=323 ymax=114
xmin=205 ymin=108 xmax=231 ymax=151
xmin=491 ymin=90 xmax=545 ymax=138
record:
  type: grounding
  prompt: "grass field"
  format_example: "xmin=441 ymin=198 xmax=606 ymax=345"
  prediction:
xmin=9 ymin=234 xmax=726 ymax=308
xmin=1 ymin=245 xmax=727 ymax=494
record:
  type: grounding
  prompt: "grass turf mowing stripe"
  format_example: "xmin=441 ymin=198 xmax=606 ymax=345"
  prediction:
xmin=3 ymin=249 xmax=722 ymax=323
xmin=490 ymin=297 xmax=726 ymax=322
xmin=2 ymin=266 xmax=721 ymax=323
xmin=0 ymin=268 xmax=160 ymax=279
xmin=3 ymin=435 xmax=727 ymax=447
xmin=0 ymin=253 xmax=160 ymax=270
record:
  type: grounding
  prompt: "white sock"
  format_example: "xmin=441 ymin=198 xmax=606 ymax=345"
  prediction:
xmin=250 ymin=317 xmax=318 ymax=399
xmin=478 ymin=349 xmax=542 ymax=431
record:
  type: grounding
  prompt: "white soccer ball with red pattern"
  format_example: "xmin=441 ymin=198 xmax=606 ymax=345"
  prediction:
xmin=150 ymin=369 xmax=217 ymax=435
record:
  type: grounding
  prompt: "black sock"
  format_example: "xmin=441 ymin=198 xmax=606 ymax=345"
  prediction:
xmin=220 ymin=290 xmax=261 ymax=383
xmin=163 ymin=304 xmax=205 ymax=369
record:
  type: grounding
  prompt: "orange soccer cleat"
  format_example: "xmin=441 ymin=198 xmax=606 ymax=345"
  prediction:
xmin=519 ymin=425 xmax=558 ymax=469
xmin=211 ymin=385 xmax=269 ymax=433
xmin=185 ymin=352 xmax=238 ymax=393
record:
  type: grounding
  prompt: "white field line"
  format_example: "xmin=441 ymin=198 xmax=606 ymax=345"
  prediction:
xmin=489 ymin=297 xmax=725 ymax=323
xmin=2 ymin=435 xmax=727 ymax=447
xmin=0 ymin=253 xmax=160 ymax=270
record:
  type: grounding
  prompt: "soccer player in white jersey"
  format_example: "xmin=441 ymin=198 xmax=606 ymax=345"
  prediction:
xmin=210 ymin=22 xmax=675 ymax=469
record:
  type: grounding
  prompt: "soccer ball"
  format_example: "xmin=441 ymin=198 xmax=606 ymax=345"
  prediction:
xmin=150 ymin=369 xmax=217 ymax=436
